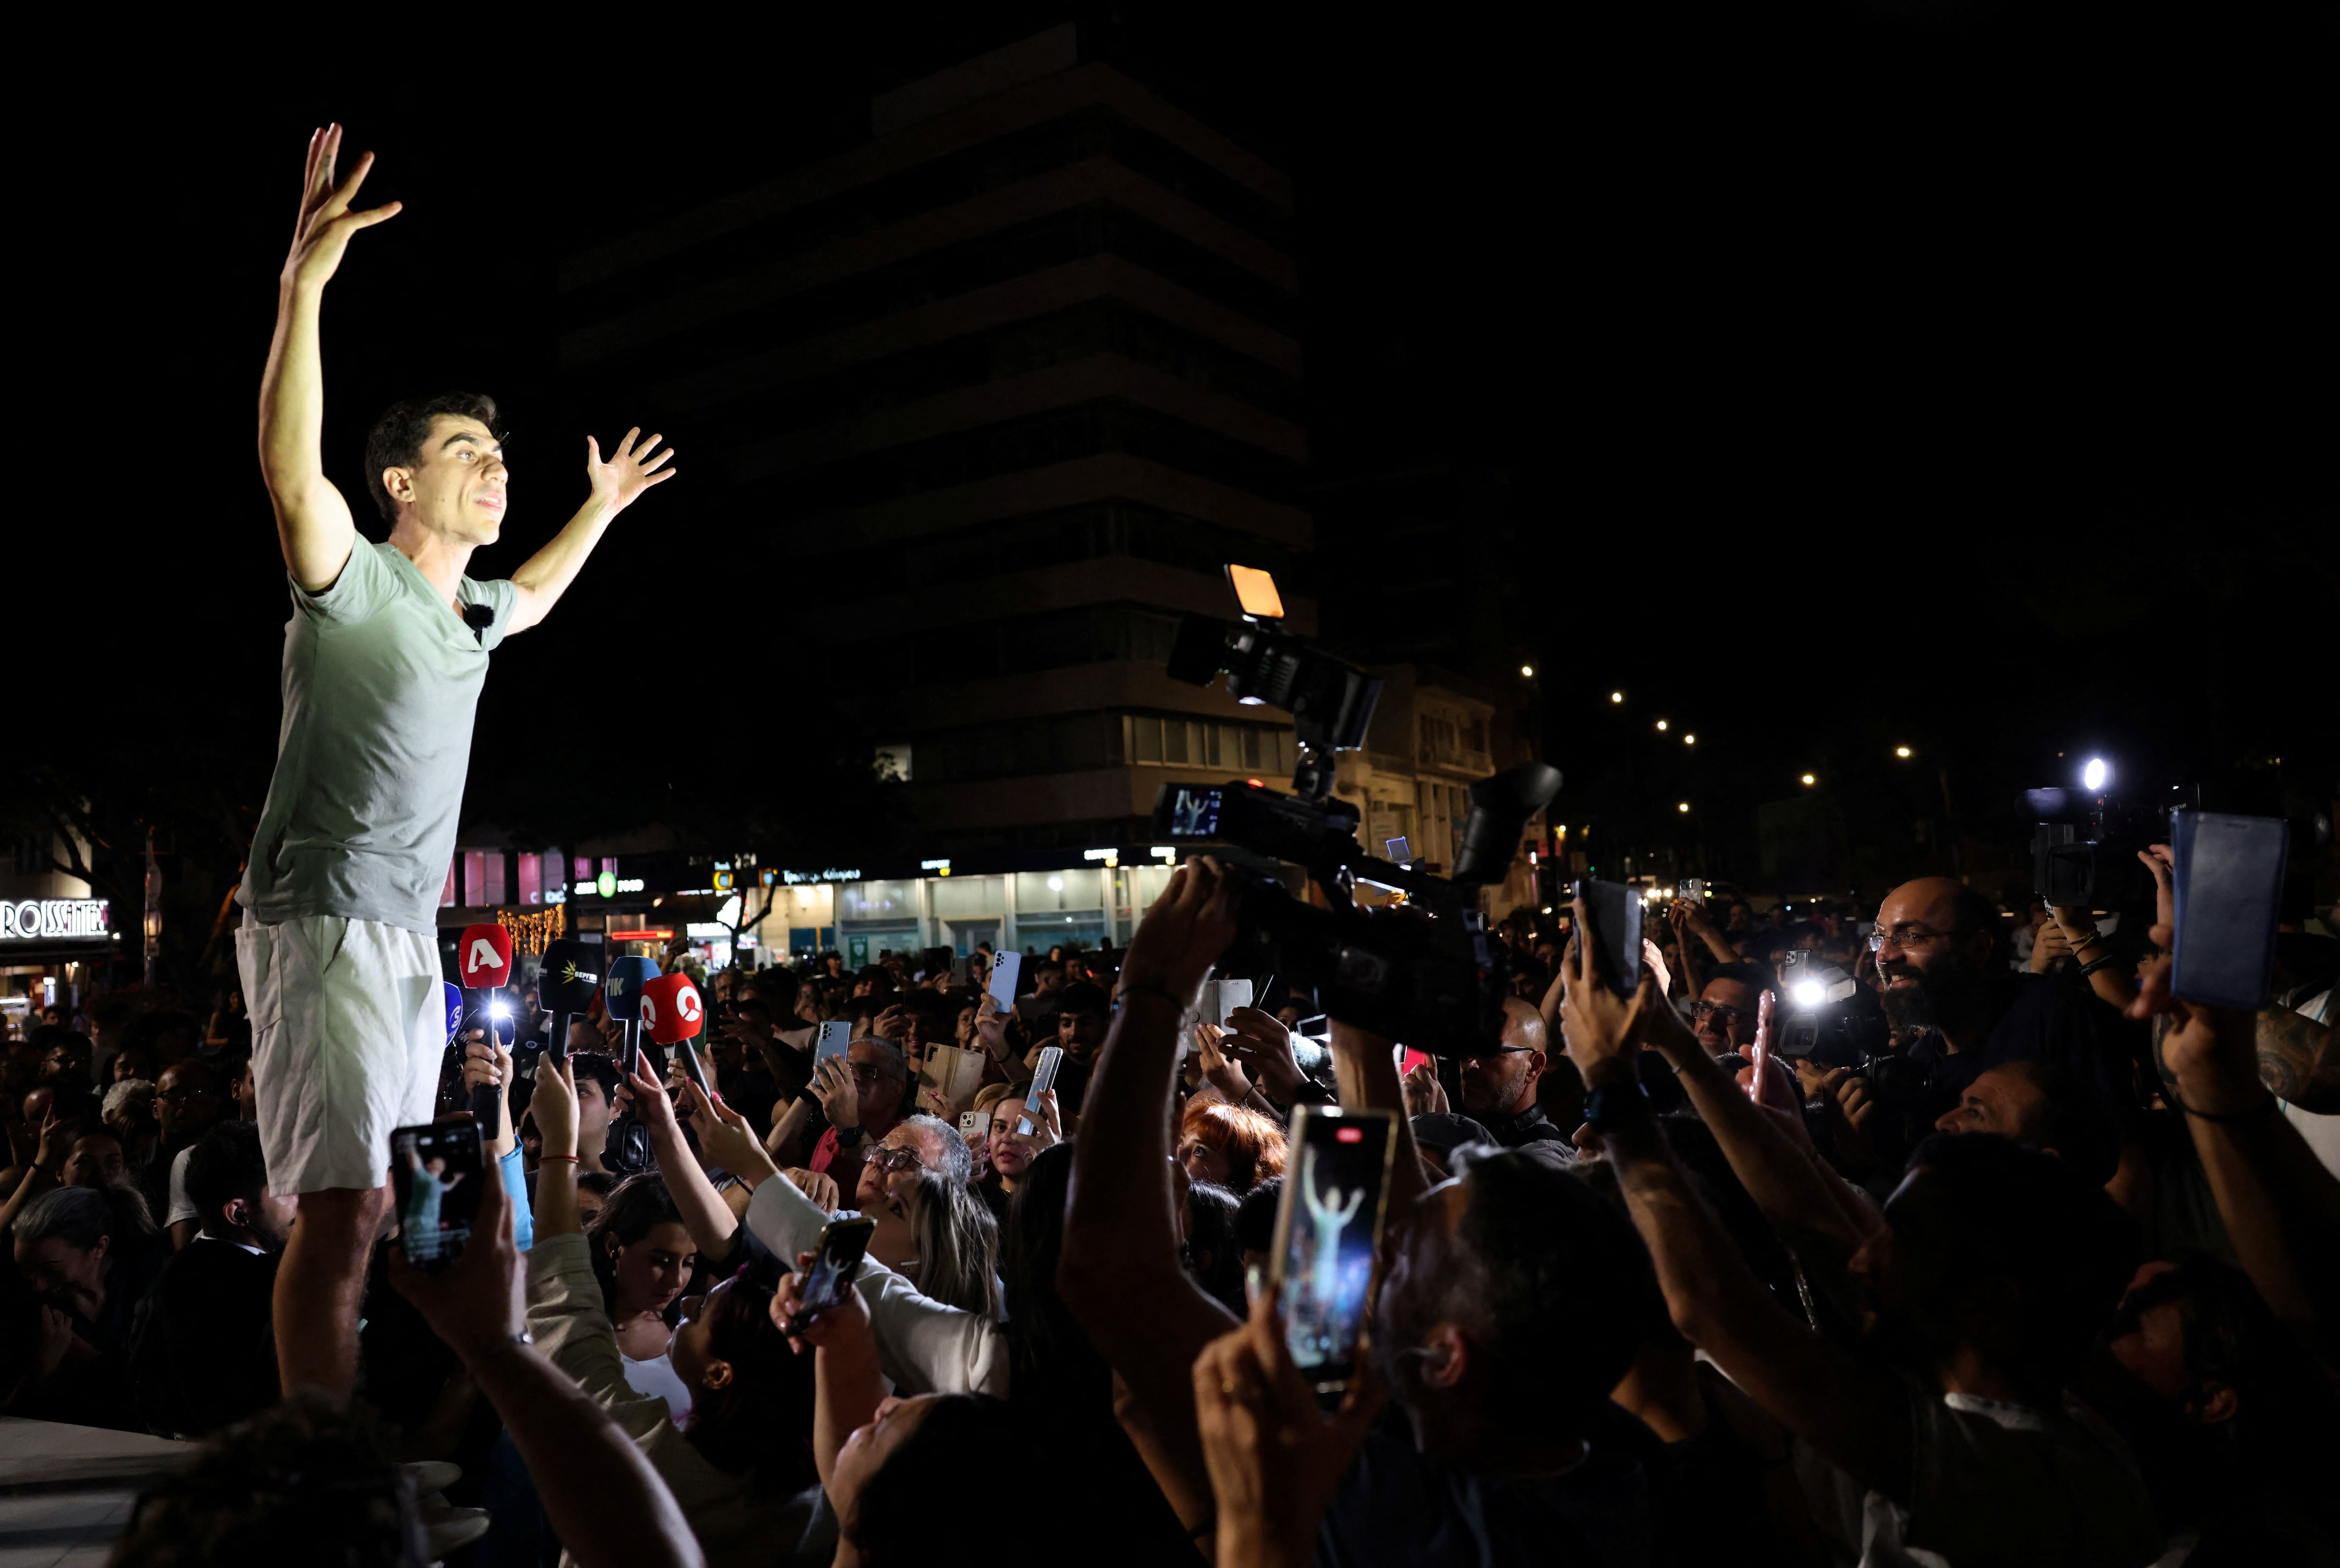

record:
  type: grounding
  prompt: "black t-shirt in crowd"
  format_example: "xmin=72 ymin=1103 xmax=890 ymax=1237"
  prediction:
xmin=1317 ymin=1402 xmax=1684 ymax=1567
xmin=129 ymin=1236 xmax=279 ymax=1437
xmin=1903 ymin=971 xmax=2126 ymax=1127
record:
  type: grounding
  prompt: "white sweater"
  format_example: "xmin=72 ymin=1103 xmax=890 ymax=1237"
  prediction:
xmin=743 ymin=1176 xmax=1008 ymax=1397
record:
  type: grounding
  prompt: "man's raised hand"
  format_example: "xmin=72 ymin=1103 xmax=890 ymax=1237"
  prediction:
xmin=1118 ymin=855 xmax=1240 ymax=1005
xmin=285 ymin=124 xmax=399 ymax=292
xmin=585 ymin=428 xmax=678 ymax=514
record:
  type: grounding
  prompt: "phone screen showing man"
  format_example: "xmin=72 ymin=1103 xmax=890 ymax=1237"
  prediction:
xmin=1271 ymin=1106 xmax=1397 ymax=1400
xmin=391 ymin=1121 xmax=484 ymax=1272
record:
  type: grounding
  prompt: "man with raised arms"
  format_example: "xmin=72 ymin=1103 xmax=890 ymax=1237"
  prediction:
xmin=240 ymin=124 xmax=676 ymax=1400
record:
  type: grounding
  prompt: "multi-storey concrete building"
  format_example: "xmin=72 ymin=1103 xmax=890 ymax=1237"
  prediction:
xmin=557 ymin=24 xmax=1309 ymax=863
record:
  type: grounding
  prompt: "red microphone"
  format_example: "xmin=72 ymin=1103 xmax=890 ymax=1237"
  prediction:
xmin=642 ymin=972 xmax=713 ymax=1100
xmin=459 ymin=923 xmax=515 ymax=990
xmin=457 ymin=923 xmax=515 ymax=1130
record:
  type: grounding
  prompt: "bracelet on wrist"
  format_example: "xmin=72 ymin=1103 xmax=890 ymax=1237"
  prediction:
xmin=541 ymin=1152 xmax=580 ymax=1164
xmin=2167 ymin=1084 xmax=2281 ymax=1123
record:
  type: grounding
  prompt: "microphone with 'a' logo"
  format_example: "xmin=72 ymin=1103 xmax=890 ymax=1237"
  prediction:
xmin=456 ymin=923 xmax=515 ymax=1131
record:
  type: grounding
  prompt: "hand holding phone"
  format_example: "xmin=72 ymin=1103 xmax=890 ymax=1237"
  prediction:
xmin=1020 ymin=1045 xmax=1063 ymax=1135
xmin=784 ymin=1216 xmax=878 ymax=1338
xmin=814 ymin=1020 xmax=852 ymax=1064
xmin=1270 ymin=1106 xmax=1397 ymax=1403
xmin=391 ymin=1121 xmax=486 ymax=1273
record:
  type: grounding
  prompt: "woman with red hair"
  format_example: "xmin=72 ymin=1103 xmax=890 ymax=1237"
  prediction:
xmin=1177 ymin=1099 xmax=1287 ymax=1193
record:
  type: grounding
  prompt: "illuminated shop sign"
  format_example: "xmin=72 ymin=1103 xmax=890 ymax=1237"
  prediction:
xmin=781 ymin=868 xmax=862 ymax=885
xmin=577 ymin=877 xmax=647 ymax=896
xmin=0 ymin=899 xmax=111 ymax=941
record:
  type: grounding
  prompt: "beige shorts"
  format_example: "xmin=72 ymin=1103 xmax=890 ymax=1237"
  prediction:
xmin=235 ymin=911 xmax=443 ymax=1196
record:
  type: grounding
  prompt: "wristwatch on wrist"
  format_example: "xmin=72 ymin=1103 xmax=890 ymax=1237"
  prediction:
xmin=834 ymin=1123 xmax=866 ymax=1148
xmin=1583 ymin=1080 xmax=1653 ymax=1134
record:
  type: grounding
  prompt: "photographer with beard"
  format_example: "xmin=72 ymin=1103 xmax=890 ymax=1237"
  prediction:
xmin=1870 ymin=876 xmax=2129 ymax=1136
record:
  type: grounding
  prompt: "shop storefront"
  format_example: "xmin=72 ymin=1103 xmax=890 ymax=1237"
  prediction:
xmin=0 ymin=897 xmax=117 ymax=1034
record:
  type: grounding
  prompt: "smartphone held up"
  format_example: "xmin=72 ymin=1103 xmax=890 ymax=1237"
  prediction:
xmin=1271 ymin=1105 xmax=1398 ymax=1405
xmin=392 ymin=1121 xmax=485 ymax=1272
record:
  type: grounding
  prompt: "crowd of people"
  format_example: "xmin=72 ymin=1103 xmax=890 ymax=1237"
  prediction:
xmin=2 ymin=841 xmax=2335 ymax=1566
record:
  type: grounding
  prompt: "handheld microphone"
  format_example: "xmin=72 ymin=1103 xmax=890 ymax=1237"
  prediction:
xmin=643 ymin=972 xmax=710 ymax=1098
xmin=604 ymin=955 xmax=660 ymax=1080
xmin=442 ymin=982 xmax=464 ymax=1047
xmin=458 ymin=923 xmax=515 ymax=1130
xmin=538 ymin=938 xmax=600 ymax=1070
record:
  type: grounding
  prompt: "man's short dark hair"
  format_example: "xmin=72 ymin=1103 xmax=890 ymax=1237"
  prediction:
xmin=113 ymin=1390 xmax=422 ymax=1568
xmin=1056 ymin=981 xmax=1109 ymax=1019
xmin=1904 ymin=1132 xmax=2139 ymax=1379
xmin=569 ymin=1052 xmax=622 ymax=1101
xmin=361 ymin=392 xmax=500 ymax=522
xmin=1704 ymin=962 xmax=1774 ymax=995
xmin=1234 ymin=1177 xmax=1282 ymax=1254
xmin=183 ymin=1121 xmax=268 ymax=1227
xmin=1441 ymin=1146 xmax=1650 ymax=1433
xmin=1995 ymin=1059 xmax=2122 ymax=1186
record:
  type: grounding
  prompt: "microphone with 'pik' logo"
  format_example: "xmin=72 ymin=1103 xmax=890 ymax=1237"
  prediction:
xmin=603 ymin=955 xmax=660 ymax=1080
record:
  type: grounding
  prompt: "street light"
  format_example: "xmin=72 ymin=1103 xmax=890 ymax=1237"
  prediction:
xmin=1610 ymin=691 xmax=1623 ymax=704
xmin=1520 ymin=664 xmax=1535 ymax=678
xmin=1656 ymin=719 xmax=1669 ymax=732
xmin=1677 ymin=802 xmax=1690 ymax=813
xmin=1801 ymin=773 xmax=1817 ymax=786
xmin=1895 ymin=746 xmax=1912 ymax=758
xmin=1683 ymin=733 xmax=1696 ymax=745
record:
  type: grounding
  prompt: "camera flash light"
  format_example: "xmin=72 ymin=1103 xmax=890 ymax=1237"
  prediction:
xmin=1792 ymin=980 xmax=1827 ymax=1008
xmin=2082 ymin=758 xmax=2109 ymax=792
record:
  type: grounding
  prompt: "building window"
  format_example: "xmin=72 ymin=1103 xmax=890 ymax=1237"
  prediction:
xmin=517 ymin=852 xmax=541 ymax=906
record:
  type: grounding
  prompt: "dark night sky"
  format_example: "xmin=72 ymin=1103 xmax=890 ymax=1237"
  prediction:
xmin=29 ymin=4 xmax=2334 ymax=944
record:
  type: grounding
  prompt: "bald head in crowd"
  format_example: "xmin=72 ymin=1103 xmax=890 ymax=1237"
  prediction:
xmin=1459 ymin=996 xmax=1547 ymax=1123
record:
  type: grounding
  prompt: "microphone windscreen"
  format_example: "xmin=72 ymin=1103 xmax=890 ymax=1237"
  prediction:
xmin=604 ymin=955 xmax=660 ymax=1023
xmin=641 ymin=972 xmax=704 ymax=1045
xmin=459 ymin=923 xmax=515 ymax=989
xmin=539 ymin=939 xmax=600 ymax=1013
xmin=442 ymin=982 xmax=464 ymax=1044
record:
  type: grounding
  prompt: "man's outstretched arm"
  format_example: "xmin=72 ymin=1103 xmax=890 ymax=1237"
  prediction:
xmin=505 ymin=429 xmax=676 ymax=634
xmin=259 ymin=124 xmax=399 ymax=592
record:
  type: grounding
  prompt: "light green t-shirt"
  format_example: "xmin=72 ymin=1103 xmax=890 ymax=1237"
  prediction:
xmin=240 ymin=540 xmax=517 ymax=934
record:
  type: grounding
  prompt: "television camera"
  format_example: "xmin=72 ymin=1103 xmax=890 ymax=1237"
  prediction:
xmin=1150 ymin=568 xmax=1560 ymax=1055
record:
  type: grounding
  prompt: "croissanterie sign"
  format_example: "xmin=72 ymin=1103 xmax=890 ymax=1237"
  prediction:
xmin=0 ymin=899 xmax=111 ymax=940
